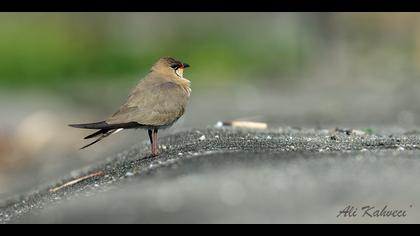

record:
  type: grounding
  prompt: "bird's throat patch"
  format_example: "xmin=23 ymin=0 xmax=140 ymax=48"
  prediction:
xmin=175 ymin=68 xmax=184 ymax=77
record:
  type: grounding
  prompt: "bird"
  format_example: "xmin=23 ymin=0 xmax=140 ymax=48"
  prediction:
xmin=69 ymin=57 xmax=191 ymax=157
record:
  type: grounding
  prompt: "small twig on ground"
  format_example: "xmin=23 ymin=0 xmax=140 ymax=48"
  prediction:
xmin=49 ymin=171 xmax=104 ymax=193
xmin=216 ymin=120 xmax=268 ymax=129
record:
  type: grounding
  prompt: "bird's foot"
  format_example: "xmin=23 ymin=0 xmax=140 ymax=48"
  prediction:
xmin=151 ymin=150 xmax=160 ymax=158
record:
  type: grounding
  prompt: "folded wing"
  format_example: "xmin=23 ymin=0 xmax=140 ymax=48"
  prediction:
xmin=107 ymin=79 xmax=188 ymax=127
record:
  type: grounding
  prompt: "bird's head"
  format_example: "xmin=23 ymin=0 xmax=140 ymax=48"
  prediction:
xmin=152 ymin=57 xmax=190 ymax=77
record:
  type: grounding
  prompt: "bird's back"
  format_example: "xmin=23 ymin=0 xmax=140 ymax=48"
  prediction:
xmin=107 ymin=71 xmax=190 ymax=127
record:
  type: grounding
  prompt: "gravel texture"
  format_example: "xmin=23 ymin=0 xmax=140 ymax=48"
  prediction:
xmin=1 ymin=127 xmax=420 ymax=223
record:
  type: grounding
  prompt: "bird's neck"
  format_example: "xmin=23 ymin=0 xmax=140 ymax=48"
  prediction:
xmin=153 ymin=70 xmax=192 ymax=97
xmin=177 ymin=77 xmax=192 ymax=97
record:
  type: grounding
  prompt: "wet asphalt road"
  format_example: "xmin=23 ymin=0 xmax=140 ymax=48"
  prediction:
xmin=1 ymin=127 xmax=420 ymax=223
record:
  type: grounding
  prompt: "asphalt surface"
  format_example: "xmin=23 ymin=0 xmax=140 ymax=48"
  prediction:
xmin=1 ymin=126 xmax=420 ymax=223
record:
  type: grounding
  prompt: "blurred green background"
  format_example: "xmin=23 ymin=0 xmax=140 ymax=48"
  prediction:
xmin=2 ymin=13 xmax=420 ymax=198
xmin=2 ymin=12 xmax=420 ymax=97
xmin=0 ymin=13 xmax=312 ymax=88
xmin=1 ymin=13 xmax=420 ymax=87
xmin=1 ymin=12 xmax=420 ymax=95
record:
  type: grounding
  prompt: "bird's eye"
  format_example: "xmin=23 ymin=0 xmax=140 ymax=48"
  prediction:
xmin=170 ymin=64 xmax=179 ymax=69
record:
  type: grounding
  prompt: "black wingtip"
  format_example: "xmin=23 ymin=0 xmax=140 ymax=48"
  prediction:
xmin=68 ymin=121 xmax=108 ymax=129
xmin=69 ymin=121 xmax=141 ymax=130
xmin=69 ymin=123 xmax=92 ymax=129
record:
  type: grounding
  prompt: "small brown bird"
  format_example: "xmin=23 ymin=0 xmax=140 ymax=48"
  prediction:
xmin=69 ymin=57 xmax=191 ymax=157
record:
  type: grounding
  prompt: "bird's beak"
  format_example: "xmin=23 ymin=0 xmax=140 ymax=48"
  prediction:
xmin=182 ymin=63 xmax=190 ymax=68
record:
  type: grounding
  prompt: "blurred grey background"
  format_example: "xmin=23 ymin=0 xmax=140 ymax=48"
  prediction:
xmin=1 ymin=12 xmax=420 ymax=203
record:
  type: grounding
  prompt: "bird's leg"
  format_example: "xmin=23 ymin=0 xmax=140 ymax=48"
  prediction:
xmin=148 ymin=129 xmax=154 ymax=156
xmin=152 ymin=128 xmax=159 ymax=157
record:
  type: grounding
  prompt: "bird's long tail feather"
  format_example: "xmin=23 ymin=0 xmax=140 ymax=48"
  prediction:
xmin=84 ymin=129 xmax=109 ymax=139
xmin=80 ymin=128 xmax=123 ymax=150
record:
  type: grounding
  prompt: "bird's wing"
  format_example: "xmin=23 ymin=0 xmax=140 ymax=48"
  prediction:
xmin=107 ymin=79 xmax=188 ymax=127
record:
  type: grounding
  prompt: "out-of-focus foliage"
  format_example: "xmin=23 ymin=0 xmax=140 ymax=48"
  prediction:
xmin=2 ymin=13 xmax=420 ymax=90
xmin=0 ymin=13 xmax=317 ymax=88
